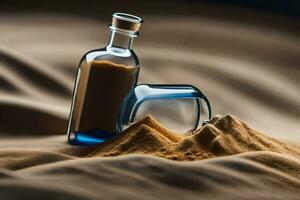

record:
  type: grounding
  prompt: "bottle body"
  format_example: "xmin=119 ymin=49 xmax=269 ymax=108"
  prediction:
xmin=67 ymin=47 xmax=140 ymax=145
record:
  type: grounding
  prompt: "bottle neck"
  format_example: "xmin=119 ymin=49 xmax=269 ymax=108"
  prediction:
xmin=107 ymin=30 xmax=134 ymax=50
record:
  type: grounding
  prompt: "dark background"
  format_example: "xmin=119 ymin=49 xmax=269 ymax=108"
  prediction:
xmin=0 ymin=0 xmax=299 ymax=17
xmin=0 ymin=0 xmax=299 ymax=34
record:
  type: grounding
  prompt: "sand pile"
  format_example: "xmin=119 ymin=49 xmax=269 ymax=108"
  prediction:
xmin=88 ymin=115 xmax=300 ymax=161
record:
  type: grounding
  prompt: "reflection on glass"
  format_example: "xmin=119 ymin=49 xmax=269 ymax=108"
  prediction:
xmin=117 ymin=84 xmax=212 ymax=134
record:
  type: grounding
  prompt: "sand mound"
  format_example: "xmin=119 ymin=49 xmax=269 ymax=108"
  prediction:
xmin=88 ymin=115 xmax=300 ymax=161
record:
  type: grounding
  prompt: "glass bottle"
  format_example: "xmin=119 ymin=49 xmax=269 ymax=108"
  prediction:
xmin=67 ymin=13 xmax=143 ymax=145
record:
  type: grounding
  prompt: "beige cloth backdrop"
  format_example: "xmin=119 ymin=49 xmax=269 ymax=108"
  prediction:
xmin=0 ymin=11 xmax=299 ymax=199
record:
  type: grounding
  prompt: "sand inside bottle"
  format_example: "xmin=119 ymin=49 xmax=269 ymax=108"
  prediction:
xmin=72 ymin=60 xmax=136 ymax=134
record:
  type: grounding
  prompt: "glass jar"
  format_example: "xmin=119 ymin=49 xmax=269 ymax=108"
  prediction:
xmin=67 ymin=13 xmax=143 ymax=145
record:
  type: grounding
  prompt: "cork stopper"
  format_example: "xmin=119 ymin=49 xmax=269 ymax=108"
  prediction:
xmin=111 ymin=13 xmax=143 ymax=33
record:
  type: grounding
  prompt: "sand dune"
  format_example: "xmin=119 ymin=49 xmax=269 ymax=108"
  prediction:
xmin=1 ymin=152 xmax=298 ymax=200
xmin=0 ymin=150 xmax=73 ymax=170
xmin=88 ymin=115 xmax=300 ymax=161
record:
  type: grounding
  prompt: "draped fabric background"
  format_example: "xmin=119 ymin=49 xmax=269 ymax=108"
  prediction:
xmin=0 ymin=1 xmax=299 ymax=199
xmin=0 ymin=11 xmax=299 ymax=139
